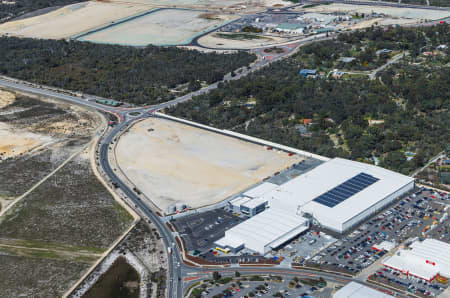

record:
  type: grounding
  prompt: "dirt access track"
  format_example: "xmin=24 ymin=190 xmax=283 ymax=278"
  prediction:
xmin=115 ymin=118 xmax=303 ymax=212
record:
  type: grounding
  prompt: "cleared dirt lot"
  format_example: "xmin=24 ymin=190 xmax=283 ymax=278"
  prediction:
xmin=299 ymin=3 xmax=450 ymax=20
xmin=116 ymin=118 xmax=303 ymax=211
xmin=110 ymin=0 xmax=260 ymax=9
xmin=80 ymin=9 xmax=235 ymax=46
xmin=0 ymin=1 xmax=150 ymax=39
xmin=0 ymin=90 xmax=101 ymax=212
xmin=198 ymin=32 xmax=287 ymax=49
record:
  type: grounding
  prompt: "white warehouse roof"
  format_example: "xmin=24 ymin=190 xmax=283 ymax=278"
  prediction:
xmin=241 ymin=196 xmax=267 ymax=209
xmin=266 ymin=158 xmax=414 ymax=231
xmin=243 ymin=182 xmax=278 ymax=199
xmin=216 ymin=208 xmax=309 ymax=254
xmin=230 ymin=196 xmax=251 ymax=207
xmin=383 ymin=238 xmax=450 ymax=281
xmin=217 ymin=157 xmax=414 ymax=254
xmin=333 ymin=282 xmax=394 ymax=298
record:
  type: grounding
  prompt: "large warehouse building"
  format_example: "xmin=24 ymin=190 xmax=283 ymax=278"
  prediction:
xmin=215 ymin=208 xmax=309 ymax=254
xmin=266 ymin=158 xmax=414 ymax=233
xmin=215 ymin=158 xmax=414 ymax=255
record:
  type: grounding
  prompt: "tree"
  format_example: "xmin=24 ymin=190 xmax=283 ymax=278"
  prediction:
xmin=235 ymin=271 xmax=241 ymax=277
xmin=188 ymin=80 xmax=201 ymax=92
xmin=213 ymin=271 xmax=221 ymax=281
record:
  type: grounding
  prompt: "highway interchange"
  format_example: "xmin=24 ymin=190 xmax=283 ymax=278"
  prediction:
xmin=0 ymin=1 xmax=448 ymax=297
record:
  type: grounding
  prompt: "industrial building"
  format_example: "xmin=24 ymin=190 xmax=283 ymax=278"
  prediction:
xmin=215 ymin=208 xmax=310 ymax=254
xmin=266 ymin=158 xmax=414 ymax=233
xmin=215 ymin=158 xmax=414 ymax=255
xmin=229 ymin=182 xmax=277 ymax=216
xmin=382 ymin=238 xmax=450 ymax=281
xmin=333 ymin=282 xmax=394 ymax=298
xmin=229 ymin=196 xmax=267 ymax=217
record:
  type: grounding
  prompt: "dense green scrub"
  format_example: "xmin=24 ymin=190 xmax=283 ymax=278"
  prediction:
xmin=0 ymin=37 xmax=256 ymax=104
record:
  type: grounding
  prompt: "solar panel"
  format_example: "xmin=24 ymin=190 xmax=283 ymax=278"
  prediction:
xmin=312 ymin=173 xmax=379 ymax=208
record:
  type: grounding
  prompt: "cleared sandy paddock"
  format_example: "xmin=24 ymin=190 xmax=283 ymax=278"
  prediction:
xmin=80 ymin=9 xmax=235 ymax=46
xmin=116 ymin=118 xmax=303 ymax=211
xmin=299 ymin=3 xmax=450 ymax=20
xmin=0 ymin=1 xmax=150 ymax=39
xmin=198 ymin=32 xmax=287 ymax=49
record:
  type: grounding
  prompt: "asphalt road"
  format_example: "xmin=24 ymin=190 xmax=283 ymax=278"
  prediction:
xmin=99 ymin=119 xmax=185 ymax=296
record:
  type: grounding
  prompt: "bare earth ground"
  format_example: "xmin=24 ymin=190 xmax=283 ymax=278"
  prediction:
xmin=116 ymin=118 xmax=303 ymax=211
xmin=347 ymin=17 xmax=416 ymax=30
xmin=0 ymin=0 xmax=290 ymax=41
xmin=0 ymin=91 xmax=134 ymax=297
xmin=81 ymin=9 xmax=236 ymax=46
xmin=298 ymin=3 xmax=450 ymax=20
xmin=0 ymin=89 xmax=14 ymax=108
xmin=0 ymin=1 xmax=151 ymax=39
xmin=110 ymin=0 xmax=263 ymax=10
xmin=0 ymin=91 xmax=98 ymax=199
xmin=198 ymin=32 xmax=287 ymax=49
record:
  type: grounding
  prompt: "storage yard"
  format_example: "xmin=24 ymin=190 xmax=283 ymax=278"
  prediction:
xmin=79 ymin=9 xmax=235 ymax=46
xmin=115 ymin=118 xmax=303 ymax=211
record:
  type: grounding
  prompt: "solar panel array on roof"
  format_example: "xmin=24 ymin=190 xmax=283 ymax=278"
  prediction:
xmin=313 ymin=172 xmax=379 ymax=208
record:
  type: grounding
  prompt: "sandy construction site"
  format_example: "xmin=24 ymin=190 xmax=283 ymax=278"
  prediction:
xmin=198 ymin=32 xmax=287 ymax=49
xmin=0 ymin=90 xmax=53 ymax=160
xmin=116 ymin=118 xmax=303 ymax=211
xmin=80 ymin=9 xmax=236 ymax=46
xmin=299 ymin=3 xmax=450 ymax=20
xmin=0 ymin=0 xmax=272 ymax=41
xmin=0 ymin=1 xmax=150 ymax=39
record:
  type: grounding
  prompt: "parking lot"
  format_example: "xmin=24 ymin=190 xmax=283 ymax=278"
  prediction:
xmin=272 ymin=231 xmax=336 ymax=265
xmin=307 ymin=188 xmax=449 ymax=276
xmin=172 ymin=208 xmax=243 ymax=252
xmin=370 ymin=266 xmax=446 ymax=297
xmin=267 ymin=158 xmax=324 ymax=185
xmin=194 ymin=274 xmax=334 ymax=298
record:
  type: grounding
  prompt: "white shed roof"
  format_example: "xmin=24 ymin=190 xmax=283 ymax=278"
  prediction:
xmin=241 ymin=197 xmax=267 ymax=209
xmin=216 ymin=208 xmax=309 ymax=254
xmin=267 ymin=158 xmax=414 ymax=226
xmin=243 ymin=182 xmax=278 ymax=199
xmin=373 ymin=241 xmax=396 ymax=252
xmin=230 ymin=196 xmax=251 ymax=207
xmin=333 ymin=282 xmax=394 ymax=298
xmin=383 ymin=238 xmax=450 ymax=280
